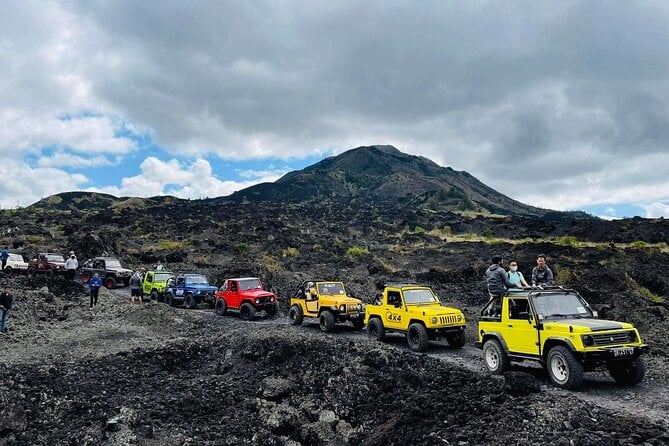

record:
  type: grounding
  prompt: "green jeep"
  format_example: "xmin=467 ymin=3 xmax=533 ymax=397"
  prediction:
xmin=142 ymin=269 xmax=174 ymax=302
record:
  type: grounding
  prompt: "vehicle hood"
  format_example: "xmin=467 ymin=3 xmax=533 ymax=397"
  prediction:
xmin=240 ymin=289 xmax=275 ymax=298
xmin=109 ymin=267 xmax=132 ymax=274
xmin=189 ymin=284 xmax=218 ymax=292
xmin=407 ymin=304 xmax=463 ymax=317
xmin=320 ymin=295 xmax=362 ymax=304
xmin=543 ymin=318 xmax=633 ymax=333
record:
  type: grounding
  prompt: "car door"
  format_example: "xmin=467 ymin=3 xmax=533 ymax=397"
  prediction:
xmin=503 ymin=298 xmax=540 ymax=356
xmin=384 ymin=291 xmax=405 ymax=330
xmin=143 ymin=272 xmax=154 ymax=294
xmin=227 ymin=281 xmax=241 ymax=308
xmin=305 ymin=283 xmax=319 ymax=314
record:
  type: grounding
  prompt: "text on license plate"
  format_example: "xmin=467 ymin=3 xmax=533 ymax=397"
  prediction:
xmin=612 ymin=347 xmax=634 ymax=357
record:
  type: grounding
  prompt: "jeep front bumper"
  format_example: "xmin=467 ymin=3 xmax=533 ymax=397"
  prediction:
xmin=581 ymin=344 xmax=649 ymax=362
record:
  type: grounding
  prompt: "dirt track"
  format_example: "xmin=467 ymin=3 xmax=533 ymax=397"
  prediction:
xmin=1 ymin=281 xmax=667 ymax=445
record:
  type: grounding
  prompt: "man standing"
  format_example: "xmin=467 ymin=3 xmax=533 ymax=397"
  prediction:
xmin=0 ymin=285 xmax=13 ymax=333
xmin=485 ymin=255 xmax=516 ymax=300
xmin=532 ymin=254 xmax=554 ymax=287
xmin=130 ymin=270 xmax=143 ymax=305
xmin=0 ymin=247 xmax=9 ymax=271
xmin=65 ymin=252 xmax=78 ymax=281
xmin=89 ymin=273 xmax=102 ymax=308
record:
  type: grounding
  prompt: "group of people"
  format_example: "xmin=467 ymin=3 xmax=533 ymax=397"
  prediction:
xmin=485 ymin=254 xmax=554 ymax=300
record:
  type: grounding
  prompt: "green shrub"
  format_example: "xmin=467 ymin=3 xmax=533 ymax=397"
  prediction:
xmin=158 ymin=239 xmax=188 ymax=251
xmin=483 ymin=228 xmax=494 ymax=239
xmin=414 ymin=226 xmax=426 ymax=234
xmin=462 ymin=232 xmax=476 ymax=240
xmin=283 ymin=247 xmax=299 ymax=257
xmin=235 ymin=243 xmax=251 ymax=255
xmin=556 ymin=235 xmax=579 ymax=247
xmin=346 ymin=246 xmax=369 ymax=256
xmin=631 ymin=240 xmax=648 ymax=248
xmin=441 ymin=225 xmax=452 ymax=236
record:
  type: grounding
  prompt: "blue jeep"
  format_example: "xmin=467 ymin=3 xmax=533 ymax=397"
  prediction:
xmin=163 ymin=273 xmax=218 ymax=309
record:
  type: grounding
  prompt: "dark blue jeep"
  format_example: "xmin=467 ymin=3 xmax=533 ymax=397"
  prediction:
xmin=163 ymin=273 xmax=218 ymax=309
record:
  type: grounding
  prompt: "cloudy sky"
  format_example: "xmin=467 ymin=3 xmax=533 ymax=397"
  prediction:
xmin=2 ymin=0 xmax=668 ymax=218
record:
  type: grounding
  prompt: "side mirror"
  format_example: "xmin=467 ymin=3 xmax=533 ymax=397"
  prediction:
xmin=519 ymin=312 xmax=533 ymax=322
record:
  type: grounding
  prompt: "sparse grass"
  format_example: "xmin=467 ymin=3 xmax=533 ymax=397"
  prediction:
xmin=157 ymin=239 xmax=188 ymax=251
xmin=378 ymin=258 xmax=397 ymax=273
xmin=283 ymin=247 xmax=299 ymax=257
xmin=25 ymin=235 xmax=46 ymax=244
xmin=346 ymin=245 xmax=369 ymax=257
xmin=556 ymin=235 xmax=580 ymax=247
xmin=413 ymin=226 xmax=426 ymax=234
xmin=462 ymin=232 xmax=476 ymax=240
xmin=626 ymin=275 xmax=665 ymax=303
xmin=631 ymin=240 xmax=648 ymax=248
xmin=555 ymin=267 xmax=575 ymax=286
xmin=235 ymin=243 xmax=251 ymax=255
xmin=260 ymin=253 xmax=280 ymax=272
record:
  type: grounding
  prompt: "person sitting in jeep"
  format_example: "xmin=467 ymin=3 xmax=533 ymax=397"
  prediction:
xmin=486 ymin=255 xmax=516 ymax=300
xmin=532 ymin=254 xmax=554 ymax=287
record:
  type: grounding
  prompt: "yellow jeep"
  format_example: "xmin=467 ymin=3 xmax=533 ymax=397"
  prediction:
xmin=476 ymin=288 xmax=649 ymax=389
xmin=288 ymin=280 xmax=365 ymax=332
xmin=365 ymin=283 xmax=466 ymax=352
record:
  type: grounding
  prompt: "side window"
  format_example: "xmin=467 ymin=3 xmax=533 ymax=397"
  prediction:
xmin=177 ymin=277 xmax=184 ymax=286
xmin=509 ymin=299 xmax=529 ymax=319
xmin=482 ymin=298 xmax=503 ymax=319
xmin=221 ymin=282 xmax=228 ymax=291
xmin=387 ymin=291 xmax=402 ymax=307
xmin=230 ymin=282 xmax=238 ymax=292
xmin=147 ymin=274 xmax=153 ymax=283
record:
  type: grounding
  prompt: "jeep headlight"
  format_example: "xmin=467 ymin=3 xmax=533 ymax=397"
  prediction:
xmin=457 ymin=315 xmax=463 ymax=322
xmin=582 ymin=335 xmax=594 ymax=347
xmin=195 ymin=290 xmax=201 ymax=295
xmin=256 ymin=298 xmax=261 ymax=304
xmin=339 ymin=305 xmax=346 ymax=312
xmin=628 ymin=331 xmax=637 ymax=342
xmin=431 ymin=317 xmax=437 ymax=324
xmin=270 ymin=296 xmax=275 ymax=302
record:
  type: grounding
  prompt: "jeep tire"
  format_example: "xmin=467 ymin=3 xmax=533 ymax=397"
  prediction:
xmin=367 ymin=318 xmax=385 ymax=342
xmin=446 ymin=330 xmax=467 ymax=348
xmin=319 ymin=310 xmax=336 ymax=333
xmin=45 ymin=269 xmax=54 ymax=279
xmin=483 ymin=339 xmax=510 ymax=374
xmin=215 ymin=298 xmax=227 ymax=316
xmin=289 ymin=305 xmax=303 ymax=326
xmin=407 ymin=323 xmax=429 ymax=352
xmin=81 ymin=271 xmax=91 ymax=283
xmin=240 ymin=303 xmax=256 ymax=321
xmin=265 ymin=302 xmax=278 ymax=317
xmin=185 ymin=293 xmax=198 ymax=310
xmin=150 ymin=290 xmax=159 ymax=301
xmin=164 ymin=293 xmax=174 ymax=307
xmin=607 ymin=357 xmax=646 ymax=386
xmin=547 ymin=345 xmax=584 ymax=389
xmin=27 ymin=266 xmax=36 ymax=277
xmin=104 ymin=277 xmax=116 ymax=289
xmin=3 ymin=266 xmax=12 ymax=274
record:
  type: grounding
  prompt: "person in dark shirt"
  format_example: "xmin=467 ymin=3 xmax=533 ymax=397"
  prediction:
xmin=0 ymin=247 xmax=9 ymax=271
xmin=89 ymin=273 xmax=102 ymax=308
xmin=532 ymin=254 xmax=554 ymax=287
xmin=0 ymin=285 xmax=13 ymax=333
xmin=485 ymin=255 xmax=516 ymax=300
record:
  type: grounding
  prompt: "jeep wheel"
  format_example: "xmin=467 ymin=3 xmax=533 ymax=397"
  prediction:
xmin=164 ymin=293 xmax=174 ymax=307
xmin=3 ymin=266 xmax=12 ymax=274
xmin=45 ymin=269 xmax=54 ymax=279
xmin=407 ymin=323 xmax=429 ymax=352
xmin=446 ymin=330 xmax=467 ymax=348
xmin=319 ymin=310 xmax=335 ymax=333
xmin=104 ymin=277 xmax=116 ymax=289
xmin=150 ymin=290 xmax=159 ymax=301
xmin=81 ymin=272 xmax=91 ymax=283
xmin=483 ymin=339 xmax=509 ymax=374
xmin=265 ymin=302 xmax=278 ymax=317
xmin=185 ymin=294 xmax=198 ymax=310
xmin=367 ymin=318 xmax=385 ymax=342
xmin=240 ymin=303 xmax=256 ymax=321
xmin=352 ymin=317 xmax=365 ymax=330
xmin=547 ymin=346 xmax=584 ymax=389
xmin=215 ymin=299 xmax=227 ymax=316
xmin=27 ymin=266 xmax=36 ymax=277
xmin=607 ymin=357 xmax=646 ymax=386
xmin=288 ymin=305 xmax=303 ymax=326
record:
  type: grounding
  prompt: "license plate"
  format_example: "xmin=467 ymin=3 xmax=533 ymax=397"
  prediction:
xmin=612 ymin=347 xmax=634 ymax=357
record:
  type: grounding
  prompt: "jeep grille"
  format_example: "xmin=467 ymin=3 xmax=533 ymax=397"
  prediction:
xmin=439 ymin=315 xmax=459 ymax=325
xmin=346 ymin=304 xmax=360 ymax=313
xmin=592 ymin=332 xmax=631 ymax=346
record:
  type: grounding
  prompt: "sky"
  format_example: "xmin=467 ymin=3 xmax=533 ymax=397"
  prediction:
xmin=1 ymin=1 xmax=668 ymax=218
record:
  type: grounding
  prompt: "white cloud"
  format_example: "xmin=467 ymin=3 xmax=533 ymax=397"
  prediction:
xmin=35 ymin=150 xmax=120 ymax=168
xmin=642 ymin=202 xmax=669 ymax=218
xmin=91 ymin=157 xmax=287 ymax=199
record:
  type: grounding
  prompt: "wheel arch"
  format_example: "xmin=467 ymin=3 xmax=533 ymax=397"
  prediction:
xmin=542 ymin=337 xmax=578 ymax=361
xmin=481 ymin=332 xmax=509 ymax=353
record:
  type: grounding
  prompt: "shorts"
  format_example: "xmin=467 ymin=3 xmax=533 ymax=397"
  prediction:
xmin=131 ymin=288 xmax=141 ymax=297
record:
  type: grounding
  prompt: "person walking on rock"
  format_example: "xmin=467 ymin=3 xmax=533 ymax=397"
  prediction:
xmin=130 ymin=270 xmax=143 ymax=305
xmin=531 ymin=254 xmax=554 ymax=287
xmin=65 ymin=252 xmax=78 ymax=281
xmin=89 ymin=272 xmax=102 ymax=308
xmin=0 ymin=285 xmax=13 ymax=333
xmin=0 ymin=247 xmax=9 ymax=271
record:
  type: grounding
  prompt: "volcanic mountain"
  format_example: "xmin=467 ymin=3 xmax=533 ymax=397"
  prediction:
xmin=226 ymin=145 xmax=546 ymax=216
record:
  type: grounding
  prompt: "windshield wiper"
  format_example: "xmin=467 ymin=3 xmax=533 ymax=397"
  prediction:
xmin=547 ymin=314 xmax=574 ymax=318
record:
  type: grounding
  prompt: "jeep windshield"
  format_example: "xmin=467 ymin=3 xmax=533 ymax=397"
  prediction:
xmin=239 ymin=278 xmax=262 ymax=290
xmin=186 ymin=275 xmax=209 ymax=285
xmin=9 ymin=254 xmax=24 ymax=262
xmin=154 ymin=273 xmax=172 ymax=282
xmin=531 ymin=293 xmax=592 ymax=319
xmin=403 ymin=288 xmax=438 ymax=305
xmin=46 ymin=254 xmax=65 ymax=262
xmin=105 ymin=259 xmax=122 ymax=268
xmin=317 ymin=282 xmax=345 ymax=295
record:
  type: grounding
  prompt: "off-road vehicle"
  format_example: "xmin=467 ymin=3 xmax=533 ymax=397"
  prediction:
xmin=476 ymin=288 xmax=649 ymax=389
xmin=27 ymin=253 xmax=66 ymax=278
xmin=215 ymin=277 xmax=279 ymax=320
xmin=80 ymin=257 xmax=133 ymax=289
xmin=163 ymin=273 xmax=218 ymax=309
xmin=365 ymin=283 xmax=466 ymax=352
xmin=142 ymin=268 xmax=174 ymax=301
xmin=288 ymin=280 xmax=364 ymax=332
xmin=4 ymin=253 xmax=29 ymax=274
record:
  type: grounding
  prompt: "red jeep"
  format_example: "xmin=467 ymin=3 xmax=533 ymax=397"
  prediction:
xmin=214 ymin=277 xmax=279 ymax=320
xmin=27 ymin=253 xmax=67 ymax=278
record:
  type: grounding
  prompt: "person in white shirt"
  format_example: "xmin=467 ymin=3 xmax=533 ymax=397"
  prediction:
xmin=64 ymin=252 xmax=78 ymax=281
